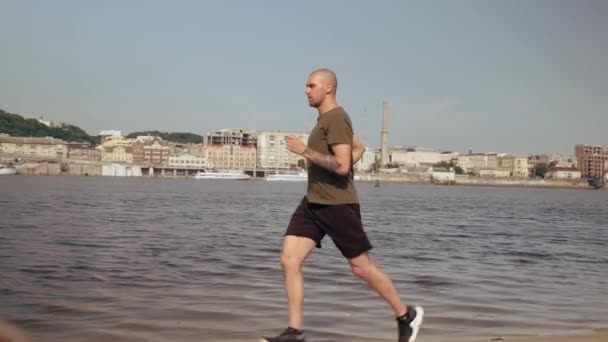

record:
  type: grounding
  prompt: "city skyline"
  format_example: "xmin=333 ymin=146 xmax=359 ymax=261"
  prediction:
xmin=1 ymin=106 xmax=602 ymax=158
xmin=1 ymin=1 xmax=606 ymax=155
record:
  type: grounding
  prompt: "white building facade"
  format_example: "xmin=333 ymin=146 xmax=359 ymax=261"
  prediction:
xmin=388 ymin=147 xmax=458 ymax=167
xmin=168 ymin=154 xmax=207 ymax=169
xmin=545 ymin=168 xmax=582 ymax=180
xmin=354 ymin=148 xmax=378 ymax=172
xmin=457 ymin=153 xmax=499 ymax=173
xmin=256 ymin=130 xmax=309 ymax=169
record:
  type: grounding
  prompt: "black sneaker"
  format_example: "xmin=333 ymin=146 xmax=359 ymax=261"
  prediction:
xmin=260 ymin=327 xmax=306 ymax=342
xmin=397 ymin=305 xmax=424 ymax=342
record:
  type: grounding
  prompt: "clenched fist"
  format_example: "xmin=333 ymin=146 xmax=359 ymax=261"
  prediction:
xmin=286 ymin=135 xmax=306 ymax=155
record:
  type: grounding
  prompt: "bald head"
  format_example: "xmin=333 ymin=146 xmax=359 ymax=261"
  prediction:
xmin=306 ymin=68 xmax=339 ymax=112
xmin=310 ymin=68 xmax=338 ymax=95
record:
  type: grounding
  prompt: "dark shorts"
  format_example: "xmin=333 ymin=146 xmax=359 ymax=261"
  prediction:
xmin=285 ymin=196 xmax=373 ymax=259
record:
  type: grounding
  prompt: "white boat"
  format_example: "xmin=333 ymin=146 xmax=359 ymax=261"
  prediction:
xmin=265 ymin=171 xmax=308 ymax=182
xmin=0 ymin=165 xmax=16 ymax=175
xmin=194 ymin=170 xmax=251 ymax=180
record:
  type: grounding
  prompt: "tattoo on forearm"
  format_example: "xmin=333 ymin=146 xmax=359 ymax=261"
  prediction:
xmin=303 ymin=147 xmax=341 ymax=172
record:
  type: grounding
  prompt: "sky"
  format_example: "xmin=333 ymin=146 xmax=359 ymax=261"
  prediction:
xmin=0 ymin=0 xmax=606 ymax=155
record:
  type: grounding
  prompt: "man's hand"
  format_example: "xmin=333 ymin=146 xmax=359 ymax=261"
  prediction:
xmin=287 ymin=134 xmax=352 ymax=176
xmin=352 ymin=135 xmax=365 ymax=164
xmin=286 ymin=135 xmax=306 ymax=155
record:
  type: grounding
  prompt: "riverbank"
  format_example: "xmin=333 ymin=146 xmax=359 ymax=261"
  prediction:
xmin=357 ymin=173 xmax=602 ymax=190
xmin=4 ymin=161 xmax=605 ymax=190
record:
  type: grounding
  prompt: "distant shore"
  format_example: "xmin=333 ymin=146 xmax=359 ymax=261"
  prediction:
xmin=2 ymin=160 xmax=605 ymax=191
xmin=356 ymin=179 xmax=602 ymax=190
xmin=4 ymin=172 xmax=606 ymax=191
xmin=355 ymin=173 xmax=602 ymax=190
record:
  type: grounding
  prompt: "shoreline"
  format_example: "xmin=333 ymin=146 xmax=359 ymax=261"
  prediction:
xmin=3 ymin=172 xmax=606 ymax=190
xmin=1 ymin=159 xmax=604 ymax=191
xmin=356 ymin=178 xmax=604 ymax=190
xmin=1 ymin=323 xmax=606 ymax=342
xmin=446 ymin=329 xmax=608 ymax=342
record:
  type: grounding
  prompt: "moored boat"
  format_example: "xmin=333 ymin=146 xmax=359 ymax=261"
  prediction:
xmin=265 ymin=171 xmax=307 ymax=182
xmin=194 ymin=170 xmax=251 ymax=180
xmin=0 ymin=165 xmax=16 ymax=175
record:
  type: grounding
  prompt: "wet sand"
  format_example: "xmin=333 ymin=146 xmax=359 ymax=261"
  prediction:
xmin=2 ymin=320 xmax=607 ymax=342
xmin=459 ymin=329 xmax=608 ymax=342
xmin=511 ymin=333 xmax=608 ymax=342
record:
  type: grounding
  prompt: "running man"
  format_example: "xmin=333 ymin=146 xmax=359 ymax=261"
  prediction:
xmin=262 ymin=69 xmax=423 ymax=342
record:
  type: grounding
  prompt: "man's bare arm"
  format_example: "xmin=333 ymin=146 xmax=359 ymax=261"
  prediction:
xmin=303 ymin=143 xmax=352 ymax=176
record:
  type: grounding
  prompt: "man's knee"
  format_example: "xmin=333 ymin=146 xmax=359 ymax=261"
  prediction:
xmin=279 ymin=235 xmax=316 ymax=272
xmin=280 ymin=252 xmax=304 ymax=272
xmin=348 ymin=253 xmax=373 ymax=279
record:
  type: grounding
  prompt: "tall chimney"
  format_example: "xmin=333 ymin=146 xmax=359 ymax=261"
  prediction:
xmin=380 ymin=101 xmax=389 ymax=166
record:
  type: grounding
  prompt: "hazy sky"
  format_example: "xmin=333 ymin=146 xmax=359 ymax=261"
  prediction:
xmin=1 ymin=0 xmax=606 ymax=154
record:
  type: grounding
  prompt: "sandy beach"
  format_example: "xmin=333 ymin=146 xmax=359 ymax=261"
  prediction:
xmin=442 ymin=329 xmax=608 ymax=342
xmin=2 ymin=320 xmax=607 ymax=342
xmin=508 ymin=332 xmax=608 ymax=342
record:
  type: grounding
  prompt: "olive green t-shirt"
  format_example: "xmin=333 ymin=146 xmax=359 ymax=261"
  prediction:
xmin=306 ymin=106 xmax=359 ymax=204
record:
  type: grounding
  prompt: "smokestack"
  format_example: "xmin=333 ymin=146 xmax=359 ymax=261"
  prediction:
xmin=380 ymin=101 xmax=389 ymax=166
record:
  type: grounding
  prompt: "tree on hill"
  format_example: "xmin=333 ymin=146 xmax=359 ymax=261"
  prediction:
xmin=0 ymin=109 xmax=97 ymax=145
xmin=126 ymin=130 xmax=203 ymax=144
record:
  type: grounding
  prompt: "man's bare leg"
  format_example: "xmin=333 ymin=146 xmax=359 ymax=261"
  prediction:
xmin=348 ymin=252 xmax=407 ymax=316
xmin=349 ymin=252 xmax=424 ymax=341
xmin=280 ymin=235 xmax=317 ymax=330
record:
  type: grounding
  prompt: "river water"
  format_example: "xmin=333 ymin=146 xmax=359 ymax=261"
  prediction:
xmin=1 ymin=176 xmax=606 ymax=341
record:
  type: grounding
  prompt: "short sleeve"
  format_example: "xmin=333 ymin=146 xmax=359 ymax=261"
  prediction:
xmin=327 ymin=113 xmax=354 ymax=145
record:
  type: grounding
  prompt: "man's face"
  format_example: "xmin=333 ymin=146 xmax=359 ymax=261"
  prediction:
xmin=305 ymin=73 xmax=326 ymax=108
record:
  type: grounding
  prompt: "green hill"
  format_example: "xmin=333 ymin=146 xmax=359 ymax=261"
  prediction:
xmin=0 ymin=109 xmax=97 ymax=145
xmin=126 ymin=131 xmax=203 ymax=144
xmin=0 ymin=109 xmax=204 ymax=146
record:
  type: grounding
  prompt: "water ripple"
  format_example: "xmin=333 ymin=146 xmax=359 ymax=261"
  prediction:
xmin=0 ymin=176 xmax=606 ymax=341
